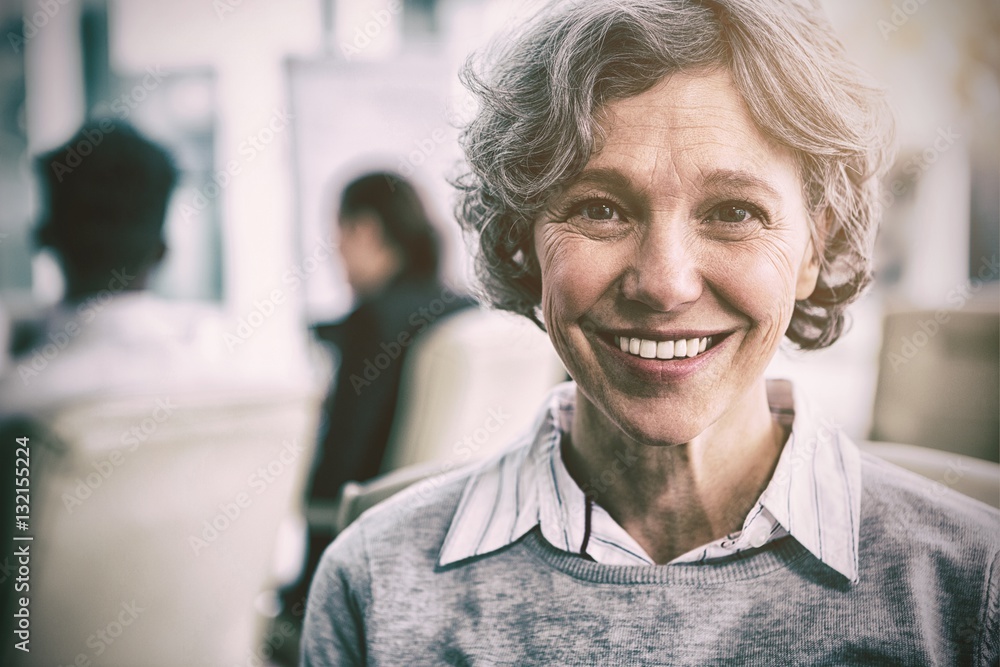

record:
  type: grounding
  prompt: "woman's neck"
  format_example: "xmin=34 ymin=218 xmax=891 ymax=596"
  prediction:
xmin=563 ymin=381 xmax=786 ymax=564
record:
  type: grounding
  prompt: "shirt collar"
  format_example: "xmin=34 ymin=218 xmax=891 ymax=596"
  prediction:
xmin=438 ymin=383 xmax=573 ymax=565
xmin=759 ymin=380 xmax=862 ymax=583
xmin=438 ymin=380 xmax=861 ymax=583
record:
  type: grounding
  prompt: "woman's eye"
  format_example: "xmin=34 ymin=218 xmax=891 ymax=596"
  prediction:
xmin=706 ymin=202 xmax=762 ymax=224
xmin=576 ymin=201 xmax=620 ymax=221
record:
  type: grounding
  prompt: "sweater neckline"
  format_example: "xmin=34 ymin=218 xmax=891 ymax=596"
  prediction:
xmin=520 ymin=530 xmax=814 ymax=585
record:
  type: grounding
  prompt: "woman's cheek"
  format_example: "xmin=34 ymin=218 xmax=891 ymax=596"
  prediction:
xmin=714 ymin=241 xmax=799 ymax=326
xmin=539 ymin=232 xmax=618 ymax=316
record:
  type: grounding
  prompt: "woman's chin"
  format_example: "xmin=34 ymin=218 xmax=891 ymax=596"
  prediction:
xmin=596 ymin=393 xmax=721 ymax=448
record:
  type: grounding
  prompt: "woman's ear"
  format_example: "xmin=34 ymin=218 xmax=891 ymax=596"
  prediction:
xmin=795 ymin=209 xmax=830 ymax=301
xmin=795 ymin=242 xmax=821 ymax=300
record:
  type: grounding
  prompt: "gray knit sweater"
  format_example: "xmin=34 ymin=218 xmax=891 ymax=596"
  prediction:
xmin=302 ymin=452 xmax=1000 ymax=666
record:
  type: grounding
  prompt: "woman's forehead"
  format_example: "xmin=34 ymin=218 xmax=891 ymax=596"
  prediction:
xmin=585 ymin=70 xmax=801 ymax=198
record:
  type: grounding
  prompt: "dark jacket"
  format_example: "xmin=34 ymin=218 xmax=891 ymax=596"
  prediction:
xmin=308 ymin=276 xmax=474 ymax=500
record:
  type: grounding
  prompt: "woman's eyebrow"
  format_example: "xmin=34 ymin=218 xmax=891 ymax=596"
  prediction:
xmin=565 ymin=168 xmax=636 ymax=193
xmin=701 ymin=169 xmax=783 ymax=200
xmin=567 ymin=167 xmax=783 ymax=201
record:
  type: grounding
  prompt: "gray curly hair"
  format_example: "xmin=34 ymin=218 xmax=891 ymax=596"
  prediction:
xmin=455 ymin=0 xmax=894 ymax=349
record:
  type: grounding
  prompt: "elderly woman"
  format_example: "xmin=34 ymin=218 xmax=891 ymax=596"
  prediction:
xmin=302 ymin=1 xmax=999 ymax=664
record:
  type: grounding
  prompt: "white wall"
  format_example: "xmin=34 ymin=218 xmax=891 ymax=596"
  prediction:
xmin=110 ymin=0 xmax=323 ymax=379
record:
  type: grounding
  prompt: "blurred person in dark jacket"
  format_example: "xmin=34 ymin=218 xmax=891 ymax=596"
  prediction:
xmin=309 ymin=172 xmax=474 ymax=501
xmin=287 ymin=172 xmax=474 ymax=622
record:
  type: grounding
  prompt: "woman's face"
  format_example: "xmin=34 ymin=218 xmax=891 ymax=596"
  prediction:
xmin=337 ymin=212 xmax=399 ymax=299
xmin=534 ymin=69 xmax=821 ymax=446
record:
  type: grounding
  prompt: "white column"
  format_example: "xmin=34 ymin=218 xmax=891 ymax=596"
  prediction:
xmin=110 ymin=0 xmax=323 ymax=382
xmin=22 ymin=0 xmax=85 ymax=154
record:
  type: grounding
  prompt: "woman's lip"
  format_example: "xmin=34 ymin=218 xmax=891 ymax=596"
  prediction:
xmin=593 ymin=330 xmax=732 ymax=382
xmin=600 ymin=328 xmax=732 ymax=341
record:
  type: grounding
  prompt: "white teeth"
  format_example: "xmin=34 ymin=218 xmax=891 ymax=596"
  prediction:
xmin=616 ymin=335 xmax=714 ymax=361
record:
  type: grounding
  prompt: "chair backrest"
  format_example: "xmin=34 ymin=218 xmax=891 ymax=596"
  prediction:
xmin=336 ymin=459 xmax=461 ymax=533
xmin=379 ymin=307 xmax=566 ymax=473
xmin=13 ymin=389 xmax=320 ymax=667
xmin=859 ymin=440 xmax=999 ymax=509
xmin=871 ymin=309 xmax=999 ymax=462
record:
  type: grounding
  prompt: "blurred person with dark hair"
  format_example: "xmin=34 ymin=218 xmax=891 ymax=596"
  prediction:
xmin=309 ymin=171 xmax=473 ymax=501
xmin=286 ymin=172 xmax=474 ymax=619
xmin=0 ymin=119 xmax=235 ymax=412
xmin=37 ymin=120 xmax=174 ymax=303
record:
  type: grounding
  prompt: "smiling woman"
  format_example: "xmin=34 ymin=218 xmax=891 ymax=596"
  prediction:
xmin=301 ymin=1 xmax=1000 ymax=665
xmin=533 ymin=70 xmax=821 ymax=455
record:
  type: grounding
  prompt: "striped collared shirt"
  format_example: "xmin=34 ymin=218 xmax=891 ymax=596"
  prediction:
xmin=438 ymin=380 xmax=862 ymax=583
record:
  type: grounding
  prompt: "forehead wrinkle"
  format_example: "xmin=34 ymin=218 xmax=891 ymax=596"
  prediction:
xmin=576 ymin=152 xmax=685 ymax=206
xmin=601 ymin=77 xmax=778 ymax=157
xmin=599 ymin=125 xmax=794 ymax=200
xmin=600 ymin=116 xmax=775 ymax=175
xmin=581 ymin=72 xmax=802 ymax=209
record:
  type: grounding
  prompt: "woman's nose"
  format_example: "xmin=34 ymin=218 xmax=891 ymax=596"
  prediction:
xmin=620 ymin=220 xmax=703 ymax=312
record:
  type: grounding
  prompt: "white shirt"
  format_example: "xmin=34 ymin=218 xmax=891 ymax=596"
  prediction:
xmin=0 ymin=292 xmax=288 ymax=415
xmin=438 ymin=380 xmax=862 ymax=583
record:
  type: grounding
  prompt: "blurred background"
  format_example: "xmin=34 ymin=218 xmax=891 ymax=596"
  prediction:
xmin=0 ymin=0 xmax=996 ymax=440
xmin=0 ymin=0 xmax=996 ymax=665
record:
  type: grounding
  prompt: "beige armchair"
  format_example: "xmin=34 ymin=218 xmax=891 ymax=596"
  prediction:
xmin=379 ymin=307 xmax=567 ymax=474
xmin=11 ymin=388 xmax=320 ymax=667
